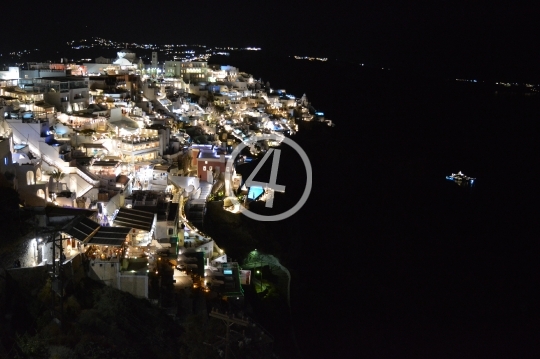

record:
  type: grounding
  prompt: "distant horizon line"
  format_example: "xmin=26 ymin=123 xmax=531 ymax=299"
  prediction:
xmin=1 ymin=36 xmax=540 ymax=84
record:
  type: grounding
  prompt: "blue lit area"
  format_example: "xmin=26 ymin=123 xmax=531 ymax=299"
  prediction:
xmin=248 ymin=186 xmax=264 ymax=200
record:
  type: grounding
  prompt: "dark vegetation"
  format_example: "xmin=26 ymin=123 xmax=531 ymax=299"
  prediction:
xmin=0 ymin=174 xmax=28 ymax=251
xmin=0 ymin=274 xmax=229 ymax=359
xmin=204 ymin=202 xmax=304 ymax=358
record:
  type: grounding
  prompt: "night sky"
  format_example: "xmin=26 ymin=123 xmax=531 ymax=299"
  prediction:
xmin=3 ymin=1 xmax=540 ymax=80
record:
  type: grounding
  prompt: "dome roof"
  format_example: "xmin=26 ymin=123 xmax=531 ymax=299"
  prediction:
xmin=117 ymin=49 xmax=136 ymax=61
xmin=113 ymin=57 xmax=133 ymax=66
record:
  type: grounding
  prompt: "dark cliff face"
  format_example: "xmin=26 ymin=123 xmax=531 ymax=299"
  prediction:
xmin=0 ymin=183 xmax=19 ymax=213
xmin=0 ymin=185 xmax=22 ymax=259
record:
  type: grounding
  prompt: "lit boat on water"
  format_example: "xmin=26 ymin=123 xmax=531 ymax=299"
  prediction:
xmin=446 ymin=171 xmax=475 ymax=184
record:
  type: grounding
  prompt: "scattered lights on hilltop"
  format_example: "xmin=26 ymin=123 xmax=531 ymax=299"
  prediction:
xmin=1 ymin=38 xmax=264 ymax=66
xmin=62 ymin=38 xmax=261 ymax=62
xmin=1 ymin=49 xmax=40 ymax=61
xmin=457 ymin=79 xmax=540 ymax=92
xmin=294 ymin=56 xmax=327 ymax=62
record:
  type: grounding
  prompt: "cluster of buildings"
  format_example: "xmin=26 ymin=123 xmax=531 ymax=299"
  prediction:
xmin=0 ymin=47 xmax=321 ymax=311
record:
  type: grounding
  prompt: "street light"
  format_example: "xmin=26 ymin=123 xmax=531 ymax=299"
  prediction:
xmin=256 ymin=269 xmax=262 ymax=291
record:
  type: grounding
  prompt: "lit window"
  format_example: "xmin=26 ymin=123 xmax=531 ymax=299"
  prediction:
xmin=26 ymin=171 xmax=35 ymax=185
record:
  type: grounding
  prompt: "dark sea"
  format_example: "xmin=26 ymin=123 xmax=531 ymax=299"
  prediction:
xmin=221 ymin=52 xmax=540 ymax=358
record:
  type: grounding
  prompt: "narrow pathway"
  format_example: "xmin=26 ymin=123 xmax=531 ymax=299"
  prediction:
xmin=186 ymin=181 xmax=213 ymax=229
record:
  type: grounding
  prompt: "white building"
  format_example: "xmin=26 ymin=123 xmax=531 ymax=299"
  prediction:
xmin=0 ymin=67 xmax=20 ymax=83
xmin=164 ymin=61 xmax=208 ymax=83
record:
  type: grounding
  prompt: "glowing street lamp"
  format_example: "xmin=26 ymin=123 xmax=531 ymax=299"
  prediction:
xmin=256 ymin=269 xmax=262 ymax=291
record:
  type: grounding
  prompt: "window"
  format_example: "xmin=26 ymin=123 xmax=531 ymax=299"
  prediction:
xmin=168 ymin=228 xmax=174 ymax=235
xmin=36 ymin=189 xmax=45 ymax=199
xmin=26 ymin=171 xmax=35 ymax=185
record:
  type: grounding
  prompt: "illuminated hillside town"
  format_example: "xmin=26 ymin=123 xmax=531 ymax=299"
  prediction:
xmin=0 ymin=44 xmax=334 ymax=355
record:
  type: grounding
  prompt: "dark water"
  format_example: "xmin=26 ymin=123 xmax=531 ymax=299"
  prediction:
xmin=223 ymin=52 xmax=540 ymax=358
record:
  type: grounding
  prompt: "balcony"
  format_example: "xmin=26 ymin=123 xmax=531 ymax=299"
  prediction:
xmin=69 ymin=82 xmax=89 ymax=90
xmin=72 ymin=95 xmax=87 ymax=103
xmin=120 ymin=141 xmax=159 ymax=152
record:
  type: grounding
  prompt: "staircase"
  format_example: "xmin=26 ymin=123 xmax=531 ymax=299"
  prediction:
xmin=185 ymin=181 xmax=213 ymax=230
xmin=31 ymin=149 xmax=100 ymax=198
xmin=75 ymin=165 xmax=101 ymax=197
